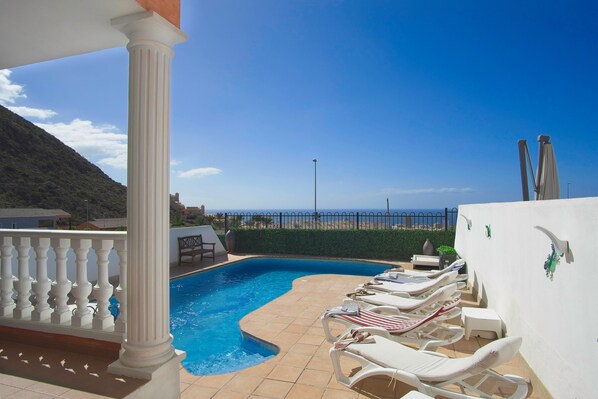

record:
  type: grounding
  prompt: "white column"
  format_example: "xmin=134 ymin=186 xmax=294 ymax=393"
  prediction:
xmin=13 ymin=237 xmax=33 ymax=319
xmin=111 ymin=11 xmax=186 ymax=371
xmin=0 ymin=237 xmax=15 ymax=316
xmin=51 ymin=237 xmax=72 ymax=324
xmin=31 ymin=237 xmax=52 ymax=321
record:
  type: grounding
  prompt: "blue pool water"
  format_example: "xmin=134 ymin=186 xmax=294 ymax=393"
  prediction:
xmin=169 ymin=257 xmax=387 ymax=375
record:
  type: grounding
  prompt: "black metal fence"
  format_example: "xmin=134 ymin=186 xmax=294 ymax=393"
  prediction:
xmin=216 ymin=208 xmax=458 ymax=232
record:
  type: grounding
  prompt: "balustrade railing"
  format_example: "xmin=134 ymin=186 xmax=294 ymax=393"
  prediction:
xmin=0 ymin=230 xmax=126 ymax=342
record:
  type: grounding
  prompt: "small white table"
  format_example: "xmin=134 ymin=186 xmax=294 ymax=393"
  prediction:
xmin=461 ymin=307 xmax=502 ymax=340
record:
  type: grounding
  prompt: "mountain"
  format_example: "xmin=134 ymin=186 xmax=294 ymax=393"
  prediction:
xmin=0 ymin=104 xmax=126 ymax=225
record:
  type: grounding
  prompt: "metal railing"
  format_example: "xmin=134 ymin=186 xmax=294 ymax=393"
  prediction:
xmin=220 ymin=208 xmax=458 ymax=231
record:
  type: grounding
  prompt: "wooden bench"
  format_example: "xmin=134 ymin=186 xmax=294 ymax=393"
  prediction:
xmin=178 ymin=235 xmax=215 ymax=265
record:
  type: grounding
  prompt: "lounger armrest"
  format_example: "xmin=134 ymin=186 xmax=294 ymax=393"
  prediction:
xmin=420 ymin=350 xmax=449 ymax=358
xmin=367 ymin=306 xmax=402 ymax=315
xmin=202 ymin=242 xmax=216 ymax=248
xmin=350 ymin=326 xmax=392 ymax=339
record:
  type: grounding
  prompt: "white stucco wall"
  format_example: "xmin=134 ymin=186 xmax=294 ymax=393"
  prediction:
xmin=455 ymin=197 xmax=598 ymax=399
xmin=168 ymin=225 xmax=226 ymax=266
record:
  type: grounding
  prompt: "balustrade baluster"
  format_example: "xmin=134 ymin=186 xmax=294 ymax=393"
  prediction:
xmin=31 ymin=237 xmax=52 ymax=321
xmin=92 ymin=239 xmax=114 ymax=330
xmin=13 ymin=237 xmax=33 ymax=319
xmin=51 ymin=238 xmax=72 ymax=324
xmin=0 ymin=237 xmax=15 ymax=316
xmin=114 ymin=240 xmax=127 ymax=333
xmin=71 ymin=238 xmax=93 ymax=327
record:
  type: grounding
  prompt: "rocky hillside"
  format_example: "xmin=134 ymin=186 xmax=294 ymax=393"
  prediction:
xmin=0 ymin=105 xmax=126 ymax=225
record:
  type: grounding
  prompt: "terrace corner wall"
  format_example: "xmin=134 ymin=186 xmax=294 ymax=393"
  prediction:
xmin=454 ymin=197 xmax=598 ymax=399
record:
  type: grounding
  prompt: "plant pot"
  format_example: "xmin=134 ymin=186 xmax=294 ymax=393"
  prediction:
xmin=422 ymin=238 xmax=434 ymax=256
xmin=225 ymin=230 xmax=236 ymax=253
xmin=439 ymin=254 xmax=457 ymax=269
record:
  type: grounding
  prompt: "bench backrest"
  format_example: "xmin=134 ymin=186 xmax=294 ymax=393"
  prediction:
xmin=178 ymin=235 xmax=203 ymax=249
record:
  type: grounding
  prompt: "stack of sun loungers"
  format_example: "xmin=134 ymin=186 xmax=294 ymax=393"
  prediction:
xmin=320 ymin=258 xmax=529 ymax=399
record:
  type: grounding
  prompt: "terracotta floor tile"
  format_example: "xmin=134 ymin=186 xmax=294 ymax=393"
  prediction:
xmin=306 ymin=356 xmax=333 ymax=372
xmin=266 ymin=365 xmax=303 ymax=383
xmin=222 ymin=374 xmax=263 ymax=395
xmin=57 ymin=389 xmax=113 ymax=399
xmin=285 ymin=383 xmax=325 ymax=399
xmin=195 ymin=373 xmax=236 ymax=389
xmin=0 ymin=384 xmax=21 ymax=397
xmin=180 ymin=385 xmax=219 ymax=399
xmin=0 ymin=375 xmax=37 ymax=389
xmin=5 ymin=390 xmax=56 ymax=399
xmin=239 ymin=362 xmax=276 ymax=378
xmin=180 ymin=382 xmax=191 ymax=393
xmin=253 ymin=379 xmax=293 ymax=399
xmin=296 ymin=369 xmax=332 ymax=388
xmin=212 ymin=390 xmax=250 ymax=399
xmin=278 ymin=353 xmax=311 ymax=369
xmin=288 ymin=343 xmax=318 ymax=356
xmin=297 ymin=334 xmax=325 ymax=346
xmin=322 ymin=388 xmax=359 ymax=399
xmin=26 ymin=381 xmax=70 ymax=396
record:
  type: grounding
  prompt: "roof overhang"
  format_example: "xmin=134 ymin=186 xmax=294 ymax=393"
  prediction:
xmin=0 ymin=0 xmax=148 ymax=69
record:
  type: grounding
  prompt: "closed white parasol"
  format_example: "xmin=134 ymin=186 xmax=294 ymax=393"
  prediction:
xmin=535 ymin=136 xmax=560 ymax=200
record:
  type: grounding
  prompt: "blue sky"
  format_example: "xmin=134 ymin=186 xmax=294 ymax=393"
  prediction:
xmin=1 ymin=0 xmax=597 ymax=210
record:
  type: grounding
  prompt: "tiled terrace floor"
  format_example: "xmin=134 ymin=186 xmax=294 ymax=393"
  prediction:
xmin=1 ymin=255 xmax=546 ymax=398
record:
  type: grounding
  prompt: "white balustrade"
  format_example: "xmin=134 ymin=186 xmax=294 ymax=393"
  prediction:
xmin=51 ymin=237 xmax=72 ymax=324
xmin=13 ymin=237 xmax=33 ymax=319
xmin=0 ymin=230 xmax=127 ymax=343
xmin=92 ymin=239 xmax=114 ymax=330
xmin=114 ymin=240 xmax=127 ymax=333
xmin=71 ymin=238 xmax=93 ymax=327
xmin=31 ymin=237 xmax=52 ymax=321
xmin=0 ymin=236 xmax=15 ymax=316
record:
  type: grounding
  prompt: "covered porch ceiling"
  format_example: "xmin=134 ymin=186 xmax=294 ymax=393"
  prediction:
xmin=0 ymin=0 xmax=148 ymax=69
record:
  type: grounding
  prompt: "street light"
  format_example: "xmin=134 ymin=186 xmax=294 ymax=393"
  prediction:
xmin=313 ymin=159 xmax=317 ymax=217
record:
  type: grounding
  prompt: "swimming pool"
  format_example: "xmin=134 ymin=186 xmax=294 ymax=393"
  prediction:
xmin=169 ymin=257 xmax=388 ymax=375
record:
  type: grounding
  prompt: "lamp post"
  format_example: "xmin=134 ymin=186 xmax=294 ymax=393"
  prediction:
xmin=313 ymin=159 xmax=317 ymax=219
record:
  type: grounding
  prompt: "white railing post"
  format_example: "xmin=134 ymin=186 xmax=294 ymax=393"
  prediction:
xmin=13 ymin=237 xmax=33 ymax=319
xmin=92 ymin=239 xmax=115 ymax=330
xmin=51 ymin=237 xmax=72 ymax=324
xmin=31 ymin=237 xmax=52 ymax=321
xmin=0 ymin=236 xmax=15 ymax=316
xmin=71 ymin=238 xmax=93 ymax=327
xmin=114 ymin=239 xmax=127 ymax=333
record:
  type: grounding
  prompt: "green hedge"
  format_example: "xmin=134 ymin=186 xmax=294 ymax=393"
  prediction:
xmin=230 ymin=229 xmax=455 ymax=261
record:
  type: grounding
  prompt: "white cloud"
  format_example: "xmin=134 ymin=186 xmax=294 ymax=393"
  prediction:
xmin=35 ymin=119 xmax=128 ymax=169
xmin=178 ymin=167 xmax=222 ymax=179
xmin=0 ymin=69 xmax=26 ymax=104
xmin=170 ymin=159 xmax=182 ymax=166
xmin=7 ymin=106 xmax=57 ymax=119
xmin=382 ymin=187 xmax=474 ymax=195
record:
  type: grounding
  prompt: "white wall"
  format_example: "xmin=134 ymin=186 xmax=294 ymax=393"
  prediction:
xmin=455 ymin=197 xmax=598 ymax=399
xmin=169 ymin=226 xmax=226 ymax=266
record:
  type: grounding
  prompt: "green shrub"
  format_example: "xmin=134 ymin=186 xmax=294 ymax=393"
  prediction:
xmin=436 ymin=245 xmax=457 ymax=256
xmin=231 ymin=229 xmax=455 ymax=261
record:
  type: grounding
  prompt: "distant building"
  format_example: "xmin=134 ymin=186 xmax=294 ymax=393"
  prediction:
xmin=170 ymin=192 xmax=205 ymax=220
xmin=76 ymin=218 xmax=127 ymax=231
xmin=0 ymin=208 xmax=71 ymax=229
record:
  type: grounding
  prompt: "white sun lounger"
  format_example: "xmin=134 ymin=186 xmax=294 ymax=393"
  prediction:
xmin=322 ymin=303 xmax=464 ymax=351
xmin=358 ymin=270 xmax=458 ymax=297
xmin=386 ymin=259 xmax=467 ymax=281
xmin=346 ymin=283 xmax=460 ymax=316
xmin=330 ymin=334 xmax=528 ymax=399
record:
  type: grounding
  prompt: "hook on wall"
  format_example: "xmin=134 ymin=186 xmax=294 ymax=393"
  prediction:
xmin=534 ymin=226 xmax=573 ymax=264
xmin=460 ymin=214 xmax=472 ymax=231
